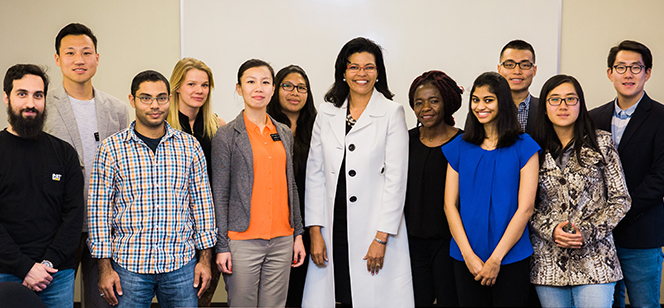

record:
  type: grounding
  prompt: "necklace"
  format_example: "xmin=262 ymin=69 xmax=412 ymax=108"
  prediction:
xmin=482 ymin=138 xmax=497 ymax=150
xmin=346 ymin=113 xmax=357 ymax=128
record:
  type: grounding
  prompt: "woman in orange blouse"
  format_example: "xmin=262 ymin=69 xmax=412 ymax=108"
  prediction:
xmin=211 ymin=59 xmax=305 ymax=307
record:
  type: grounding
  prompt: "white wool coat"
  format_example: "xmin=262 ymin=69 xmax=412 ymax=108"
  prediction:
xmin=302 ymin=89 xmax=414 ymax=308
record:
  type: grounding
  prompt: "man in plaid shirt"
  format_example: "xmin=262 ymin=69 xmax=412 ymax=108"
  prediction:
xmin=87 ymin=70 xmax=216 ymax=307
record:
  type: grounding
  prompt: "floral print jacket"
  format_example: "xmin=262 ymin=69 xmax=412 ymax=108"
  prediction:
xmin=530 ymin=130 xmax=631 ymax=286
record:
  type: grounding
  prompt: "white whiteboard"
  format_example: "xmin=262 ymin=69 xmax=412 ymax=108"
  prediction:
xmin=181 ymin=0 xmax=561 ymax=128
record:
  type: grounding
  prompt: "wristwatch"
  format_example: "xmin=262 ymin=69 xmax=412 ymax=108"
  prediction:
xmin=41 ymin=260 xmax=54 ymax=268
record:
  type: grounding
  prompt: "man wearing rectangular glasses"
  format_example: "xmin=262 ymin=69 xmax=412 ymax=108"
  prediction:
xmin=590 ymin=40 xmax=664 ymax=308
xmin=87 ymin=70 xmax=216 ymax=308
xmin=497 ymin=39 xmax=539 ymax=135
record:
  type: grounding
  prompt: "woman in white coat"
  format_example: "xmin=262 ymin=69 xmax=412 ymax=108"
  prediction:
xmin=302 ymin=37 xmax=414 ymax=308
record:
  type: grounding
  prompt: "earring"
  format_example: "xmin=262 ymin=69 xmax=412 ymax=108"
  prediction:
xmin=343 ymin=78 xmax=346 ymax=81
xmin=376 ymin=78 xmax=379 ymax=82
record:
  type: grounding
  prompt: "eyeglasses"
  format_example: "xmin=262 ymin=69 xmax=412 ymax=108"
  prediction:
xmin=281 ymin=83 xmax=308 ymax=94
xmin=347 ymin=64 xmax=377 ymax=73
xmin=136 ymin=96 xmax=169 ymax=105
xmin=613 ymin=64 xmax=644 ymax=74
xmin=547 ymin=96 xmax=579 ymax=106
xmin=500 ymin=60 xmax=534 ymax=70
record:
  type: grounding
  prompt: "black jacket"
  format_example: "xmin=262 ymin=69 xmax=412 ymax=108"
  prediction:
xmin=589 ymin=92 xmax=664 ymax=248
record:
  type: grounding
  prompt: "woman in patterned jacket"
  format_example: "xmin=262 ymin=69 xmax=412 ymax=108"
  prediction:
xmin=530 ymin=74 xmax=631 ymax=308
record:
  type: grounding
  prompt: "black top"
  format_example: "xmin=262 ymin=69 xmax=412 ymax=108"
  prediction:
xmin=178 ymin=111 xmax=213 ymax=177
xmin=134 ymin=129 xmax=162 ymax=153
xmin=0 ymin=130 xmax=84 ymax=278
xmin=404 ymin=127 xmax=462 ymax=239
xmin=332 ymin=110 xmax=355 ymax=305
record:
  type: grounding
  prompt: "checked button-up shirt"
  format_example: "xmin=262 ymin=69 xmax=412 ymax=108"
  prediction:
xmin=87 ymin=121 xmax=216 ymax=274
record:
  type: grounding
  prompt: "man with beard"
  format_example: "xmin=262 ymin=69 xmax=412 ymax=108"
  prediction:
xmin=0 ymin=64 xmax=84 ymax=306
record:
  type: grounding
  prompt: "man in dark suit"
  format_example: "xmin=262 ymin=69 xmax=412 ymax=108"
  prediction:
xmin=497 ymin=39 xmax=539 ymax=135
xmin=589 ymin=40 xmax=664 ymax=308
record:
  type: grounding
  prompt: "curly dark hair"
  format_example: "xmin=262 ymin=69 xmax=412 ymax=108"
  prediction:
xmin=408 ymin=70 xmax=462 ymax=126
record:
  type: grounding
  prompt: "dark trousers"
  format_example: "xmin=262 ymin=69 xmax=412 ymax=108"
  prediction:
xmin=453 ymin=258 xmax=530 ymax=307
xmin=286 ymin=229 xmax=309 ymax=307
xmin=197 ymin=251 xmax=221 ymax=307
xmin=408 ymin=236 xmax=458 ymax=307
xmin=73 ymin=232 xmax=111 ymax=308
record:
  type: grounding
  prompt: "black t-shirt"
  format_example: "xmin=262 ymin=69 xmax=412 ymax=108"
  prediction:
xmin=0 ymin=130 xmax=84 ymax=278
xmin=134 ymin=129 xmax=162 ymax=153
xmin=404 ymin=127 xmax=462 ymax=239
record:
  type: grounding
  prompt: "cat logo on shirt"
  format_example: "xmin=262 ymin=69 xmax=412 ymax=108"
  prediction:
xmin=52 ymin=173 xmax=62 ymax=181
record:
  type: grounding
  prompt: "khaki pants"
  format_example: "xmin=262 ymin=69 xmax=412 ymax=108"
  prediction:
xmin=224 ymin=236 xmax=294 ymax=307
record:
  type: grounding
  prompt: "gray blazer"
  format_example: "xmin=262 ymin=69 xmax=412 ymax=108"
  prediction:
xmin=44 ymin=84 xmax=129 ymax=167
xmin=44 ymin=84 xmax=129 ymax=219
xmin=212 ymin=112 xmax=304 ymax=253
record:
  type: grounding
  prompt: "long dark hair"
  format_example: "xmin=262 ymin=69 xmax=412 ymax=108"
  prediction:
xmin=532 ymin=74 xmax=599 ymax=166
xmin=408 ymin=70 xmax=462 ymax=127
xmin=325 ymin=37 xmax=394 ymax=107
xmin=463 ymin=72 xmax=522 ymax=148
xmin=267 ymin=65 xmax=317 ymax=174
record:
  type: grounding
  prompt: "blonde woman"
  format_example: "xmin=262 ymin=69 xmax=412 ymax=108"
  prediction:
xmin=168 ymin=57 xmax=225 ymax=178
xmin=167 ymin=57 xmax=225 ymax=306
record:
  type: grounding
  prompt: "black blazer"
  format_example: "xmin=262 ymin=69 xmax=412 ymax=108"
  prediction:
xmin=589 ymin=92 xmax=664 ymax=248
xmin=525 ymin=96 xmax=539 ymax=136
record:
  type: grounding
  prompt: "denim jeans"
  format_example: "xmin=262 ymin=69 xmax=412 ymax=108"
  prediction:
xmin=536 ymin=282 xmax=616 ymax=308
xmin=0 ymin=268 xmax=75 ymax=308
xmin=113 ymin=258 xmax=198 ymax=308
xmin=613 ymin=246 xmax=663 ymax=308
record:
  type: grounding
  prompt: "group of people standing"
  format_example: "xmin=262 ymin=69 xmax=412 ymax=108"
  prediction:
xmin=400 ymin=39 xmax=662 ymax=308
xmin=0 ymin=21 xmax=663 ymax=308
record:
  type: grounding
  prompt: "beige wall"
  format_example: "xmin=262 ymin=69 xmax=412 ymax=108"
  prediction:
xmin=1 ymin=0 xmax=663 ymax=305
xmin=560 ymin=0 xmax=664 ymax=109
xmin=0 ymin=0 xmax=181 ymax=125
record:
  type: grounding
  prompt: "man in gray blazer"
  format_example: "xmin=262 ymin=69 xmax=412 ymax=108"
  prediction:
xmin=44 ymin=23 xmax=128 ymax=308
xmin=497 ymin=39 xmax=539 ymax=135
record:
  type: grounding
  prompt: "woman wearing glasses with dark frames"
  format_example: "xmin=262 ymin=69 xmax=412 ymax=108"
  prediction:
xmin=302 ymin=37 xmax=414 ymax=307
xmin=529 ymin=75 xmax=631 ymax=308
xmin=266 ymin=64 xmax=317 ymax=307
